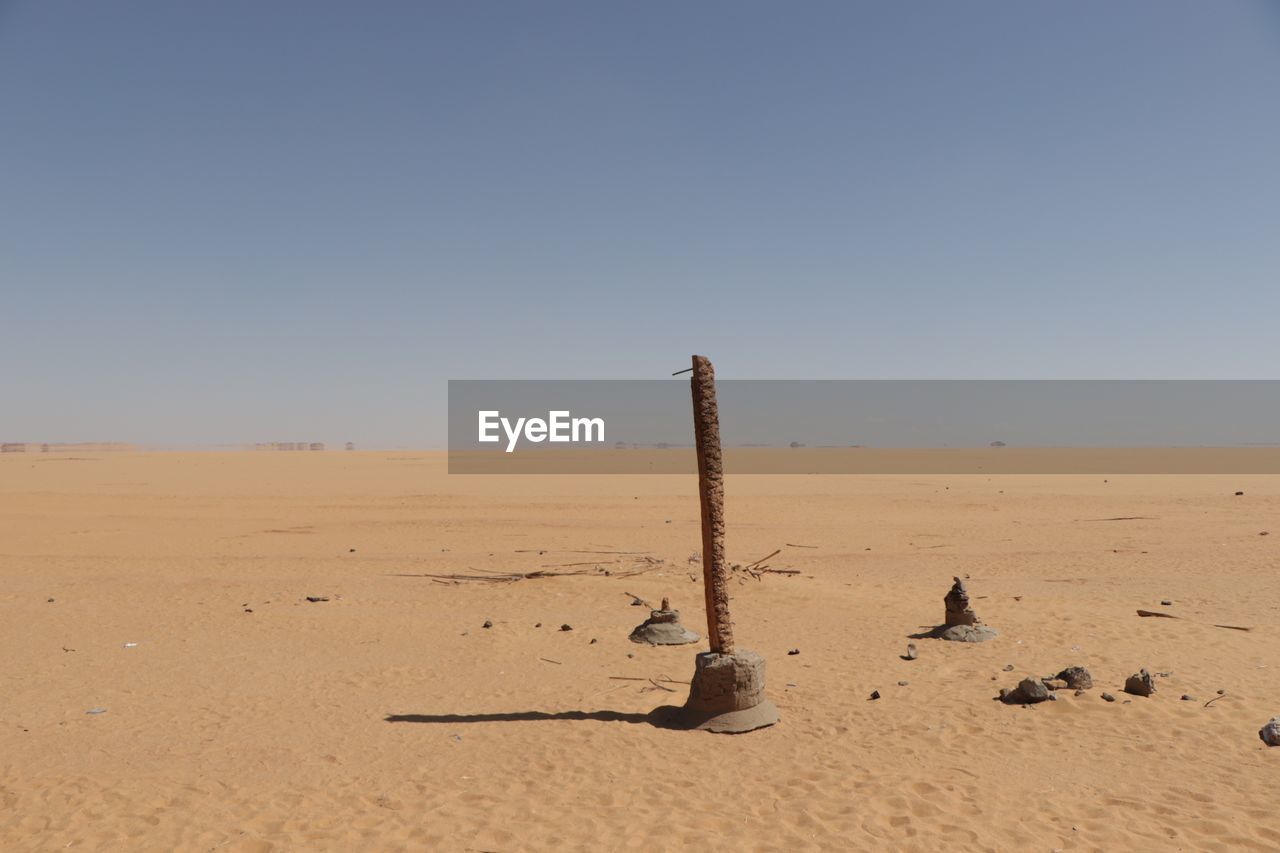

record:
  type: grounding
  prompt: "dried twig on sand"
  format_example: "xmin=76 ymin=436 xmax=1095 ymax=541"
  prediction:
xmin=745 ymin=549 xmax=782 ymax=570
xmin=1079 ymin=516 xmax=1159 ymax=522
xmin=565 ymin=549 xmax=646 ymax=555
xmin=393 ymin=555 xmax=664 ymax=584
xmin=732 ymin=559 xmax=802 ymax=581
xmin=607 ymin=675 xmax=690 ymax=685
xmin=1137 ymin=610 xmax=1251 ymax=631
xmin=392 ymin=569 xmax=594 ymax=583
xmin=724 ymin=545 xmax=808 ymax=581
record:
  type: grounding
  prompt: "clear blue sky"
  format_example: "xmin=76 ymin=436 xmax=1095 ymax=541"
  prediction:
xmin=3 ymin=1 xmax=1278 ymax=447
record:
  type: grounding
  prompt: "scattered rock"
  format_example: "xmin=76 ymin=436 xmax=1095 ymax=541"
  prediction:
xmin=560 ymin=624 xmax=573 ymax=632
xmin=1235 ymin=491 xmax=1244 ymax=496
xmin=1014 ymin=677 xmax=1050 ymax=704
xmin=1044 ymin=679 xmax=1069 ymax=691
xmin=1124 ymin=669 xmax=1157 ymax=697
xmin=1074 ymin=689 xmax=1086 ymax=697
xmin=1181 ymin=694 xmax=1194 ymax=701
xmin=787 ymin=648 xmax=800 ymax=656
xmin=535 ymin=622 xmax=541 ymax=628
xmin=1057 ymin=666 xmax=1093 ymax=690
xmin=589 ymin=638 xmax=598 ymax=644
xmin=869 ymin=690 xmax=881 ymax=700
xmin=244 ymin=608 xmax=253 ymax=613
xmin=482 ymin=620 xmax=492 ymax=629
xmin=1160 ymin=600 xmax=1172 ymax=606
xmin=46 ymin=598 xmax=54 ymax=603
xmin=904 ymin=643 xmax=918 ymax=661
xmin=348 ymin=548 xmax=356 ymax=553
xmin=1047 ymin=692 xmax=1058 ymax=701
xmin=305 ymin=596 xmax=329 ymax=603
xmin=898 ymin=681 xmax=908 ymax=686
xmin=1003 ymin=677 xmax=1058 ymax=704
xmin=1003 ymin=664 xmax=1015 ymax=672
xmin=1260 ymin=718 xmax=1280 ymax=747
xmin=1101 ymin=692 xmax=1116 ymax=702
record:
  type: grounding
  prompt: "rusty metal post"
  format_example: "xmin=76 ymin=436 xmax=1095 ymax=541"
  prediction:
xmin=691 ymin=354 xmax=734 ymax=654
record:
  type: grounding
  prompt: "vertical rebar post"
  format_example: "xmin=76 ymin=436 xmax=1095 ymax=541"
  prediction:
xmin=690 ymin=354 xmax=734 ymax=654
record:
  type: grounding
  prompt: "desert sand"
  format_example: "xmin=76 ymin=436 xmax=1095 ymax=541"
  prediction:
xmin=2 ymin=451 xmax=1277 ymax=851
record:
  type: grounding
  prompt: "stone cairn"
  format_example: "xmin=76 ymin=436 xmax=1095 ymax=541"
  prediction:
xmin=675 ymin=355 xmax=778 ymax=733
xmin=629 ymin=597 xmax=699 ymax=645
xmin=937 ymin=577 xmax=998 ymax=642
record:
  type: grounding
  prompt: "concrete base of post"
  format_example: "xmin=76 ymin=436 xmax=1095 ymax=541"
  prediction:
xmin=676 ymin=649 xmax=779 ymax=733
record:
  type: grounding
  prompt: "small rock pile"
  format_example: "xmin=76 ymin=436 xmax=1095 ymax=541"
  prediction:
xmin=937 ymin=577 xmax=998 ymax=643
xmin=628 ymin=597 xmax=700 ymax=645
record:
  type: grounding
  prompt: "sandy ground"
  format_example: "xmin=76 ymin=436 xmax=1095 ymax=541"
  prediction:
xmin=1 ymin=452 xmax=1277 ymax=851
